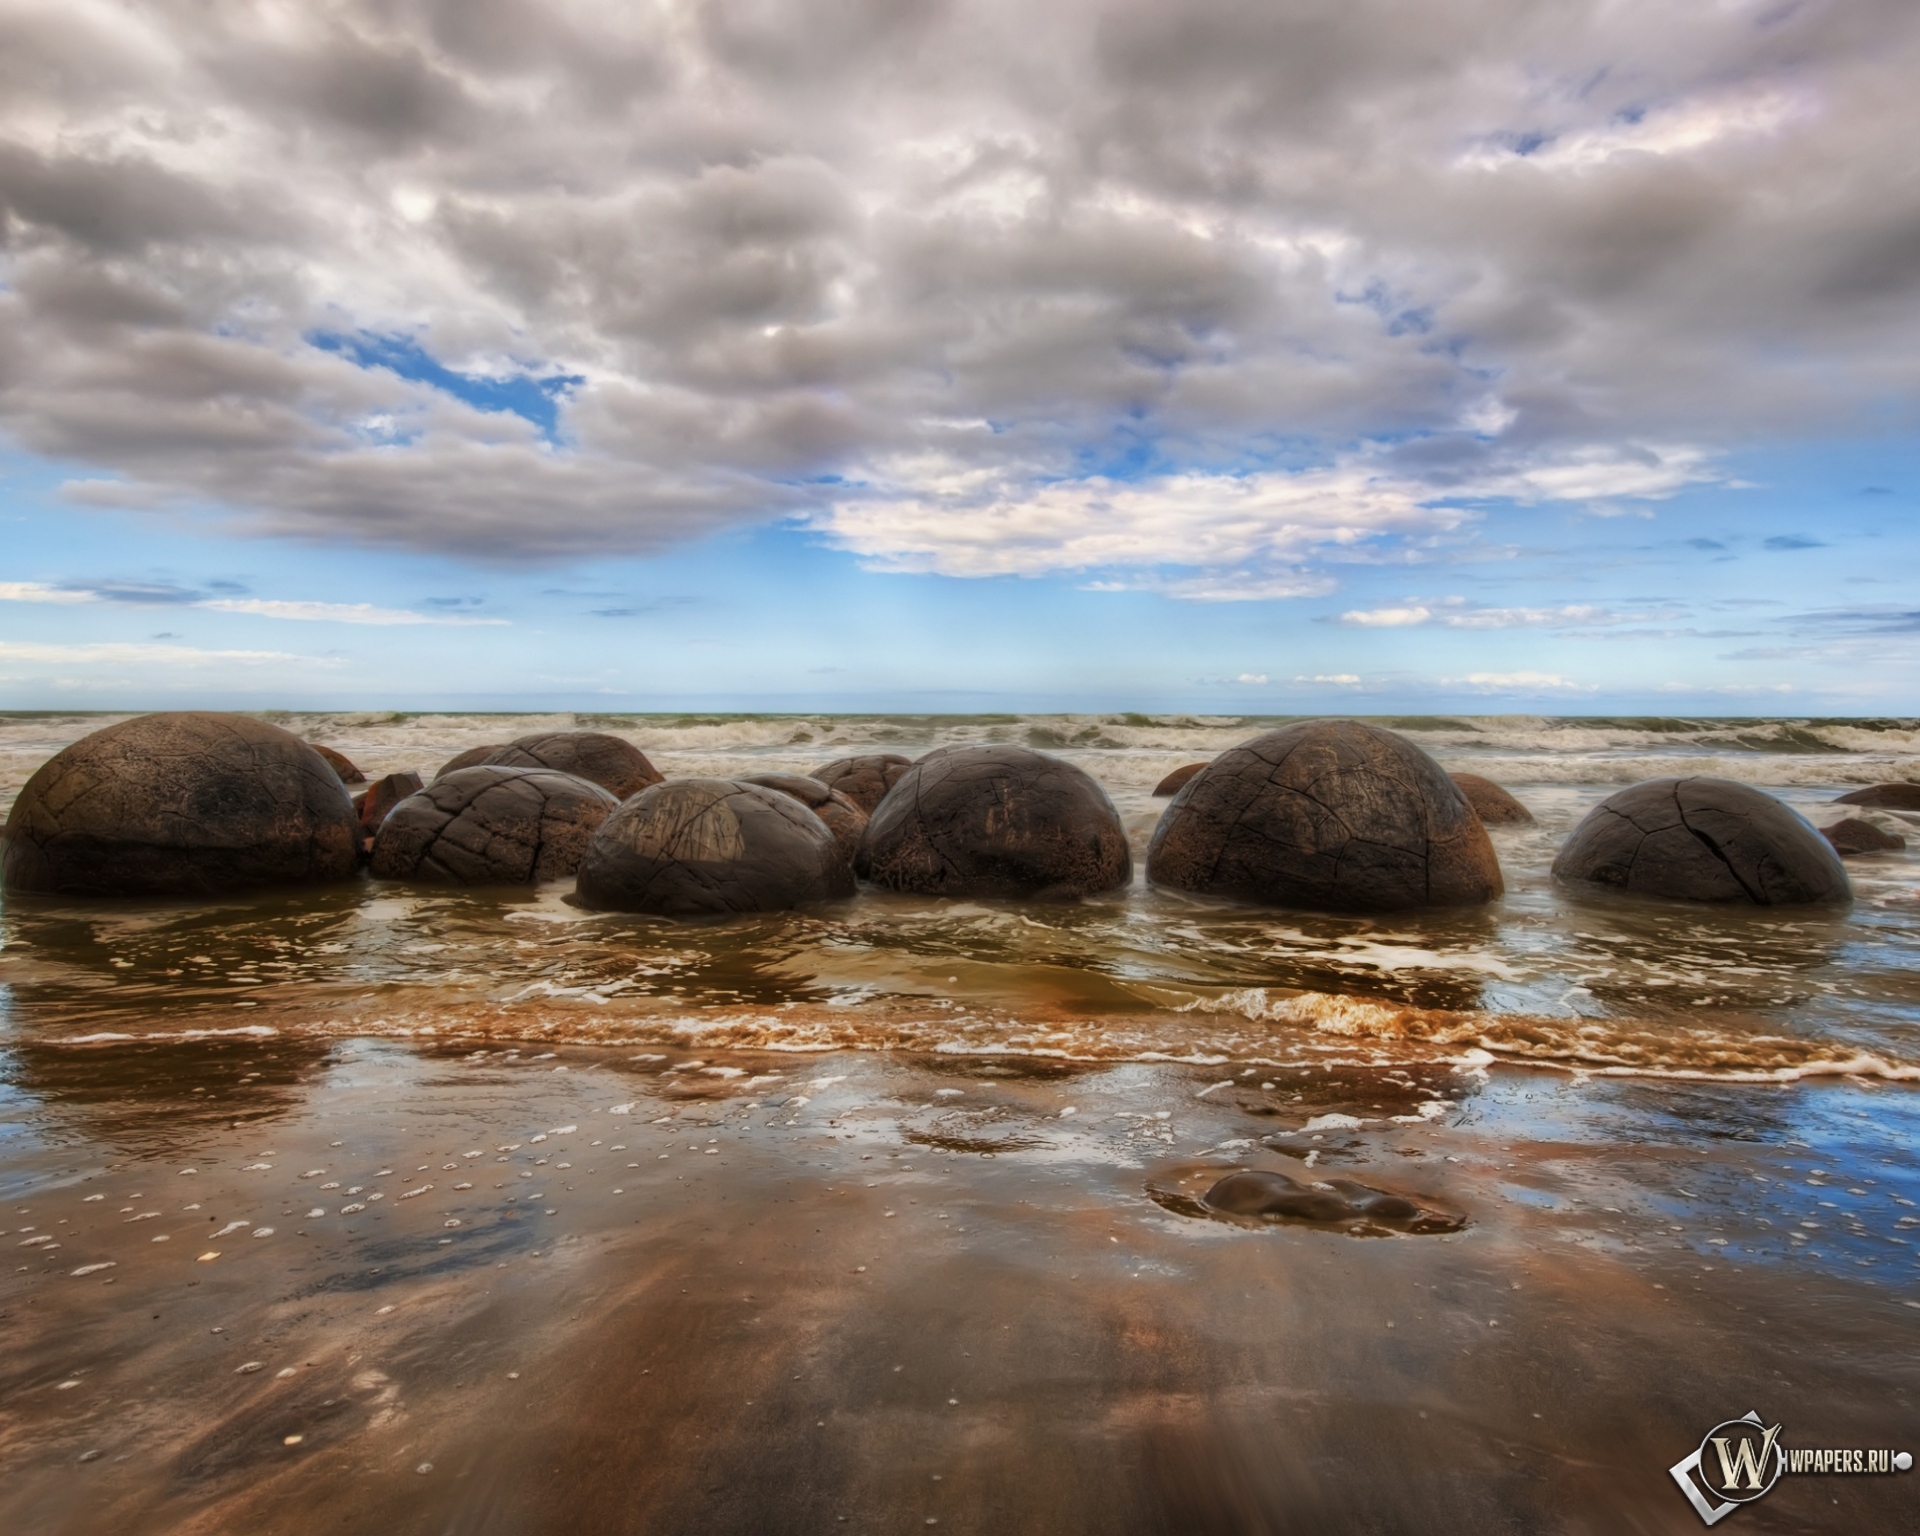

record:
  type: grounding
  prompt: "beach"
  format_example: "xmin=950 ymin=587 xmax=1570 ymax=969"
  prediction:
xmin=2 ymin=712 xmax=1918 ymax=1532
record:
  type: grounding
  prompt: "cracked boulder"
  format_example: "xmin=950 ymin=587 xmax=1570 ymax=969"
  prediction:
xmin=2 ymin=712 xmax=360 ymax=897
xmin=370 ymin=766 xmax=619 ymax=885
xmin=741 ymin=773 xmax=866 ymax=879
xmin=435 ymin=744 xmax=506 ymax=779
xmin=857 ymin=745 xmax=1130 ymax=899
xmin=810 ymin=754 xmax=912 ymax=815
xmin=575 ymin=777 xmax=855 ymax=915
xmin=478 ymin=731 xmax=662 ymax=799
xmin=1449 ymin=772 xmax=1533 ymax=825
xmin=1552 ymin=777 xmax=1849 ymax=905
xmin=1146 ymin=720 xmax=1502 ymax=912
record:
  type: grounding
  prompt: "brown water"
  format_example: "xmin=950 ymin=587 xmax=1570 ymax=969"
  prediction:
xmin=2 ymin=712 xmax=1917 ymax=1531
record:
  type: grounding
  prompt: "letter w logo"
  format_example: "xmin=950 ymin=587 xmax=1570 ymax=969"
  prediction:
xmin=1712 ymin=1425 xmax=1782 ymax=1492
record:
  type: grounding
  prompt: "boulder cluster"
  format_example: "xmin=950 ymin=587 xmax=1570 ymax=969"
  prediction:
xmin=0 ymin=713 xmax=1883 ymax=915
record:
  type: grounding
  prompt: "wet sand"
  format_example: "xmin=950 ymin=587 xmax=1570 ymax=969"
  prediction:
xmin=3 ymin=1034 xmax=1915 ymax=1533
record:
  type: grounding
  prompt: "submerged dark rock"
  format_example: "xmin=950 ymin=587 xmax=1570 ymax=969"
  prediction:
xmin=1152 ymin=762 xmax=1209 ymax=797
xmin=1151 ymin=1166 xmax=1465 ymax=1235
xmin=1449 ymin=772 xmax=1534 ymax=825
xmin=1146 ymin=720 xmax=1502 ymax=912
xmin=370 ymin=766 xmax=618 ymax=885
xmin=741 ymin=772 xmax=866 ymax=877
xmin=2 ymin=712 xmax=360 ymax=897
xmin=857 ymin=745 xmax=1130 ymax=899
xmin=810 ymin=754 xmax=912 ymax=815
xmin=575 ymin=778 xmax=854 ymax=916
xmin=313 ymin=745 xmax=365 ymax=784
xmin=1833 ymin=783 xmax=1920 ymax=811
xmin=482 ymin=732 xmax=662 ymax=799
xmin=1552 ymin=777 xmax=1849 ymax=906
xmin=1821 ymin=817 xmax=1906 ymax=856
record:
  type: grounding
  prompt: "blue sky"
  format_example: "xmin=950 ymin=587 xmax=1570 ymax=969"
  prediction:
xmin=2 ymin=2 xmax=1918 ymax=714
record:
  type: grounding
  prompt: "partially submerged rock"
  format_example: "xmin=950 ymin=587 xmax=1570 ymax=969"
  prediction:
xmin=1449 ymin=771 xmax=1533 ymax=825
xmin=1151 ymin=1166 xmax=1464 ymax=1235
xmin=436 ymin=745 xmax=505 ymax=779
xmin=370 ymin=767 xmax=618 ymax=884
xmin=481 ymin=732 xmax=662 ymax=799
xmin=810 ymin=754 xmax=912 ymax=815
xmin=1152 ymin=762 xmax=1208 ymax=797
xmin=575 ymin=778 xmax=854 ymax=915
xmin=741 ymin=772 xmax=866 ymax=877
xmin=2 ymin=712 xmax=360 ymax=897
xmin=857 ymin=745 xmax=1130 ymax=899
xmin=1821 ymin=817 xmax=1906 ymax=856
xmin=1833 ymin=783 xmax=1920 ymax=811
xmin=1552 ymin=777 xmax=1849 ymax=906
xmin=358 ymin=771 xmax=425 ymax=846
xmin=312 ymin=745 xmax=365 ymax=784
xmin=1146 ymin=720 xmax=1502 ymax=912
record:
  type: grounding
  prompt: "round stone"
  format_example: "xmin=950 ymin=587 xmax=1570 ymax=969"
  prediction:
xmin=1833 ymin=783 xmax=1920 ymax=811
xmin=810 ymin=754 xmax=912 ymax=815
xmin=2 ymin=712 xmax=360 ymax=897
xmin=857 ymin=745 xmax=1130 ymax=899
xmin=436 ymin=744 xmax=506 ymax=779
xmin=1820 ymin=817 xmax=1905 ymax=856
xmin=574 ymin=778 xmax=854 ymax=915
xmin=740 ymin=773 xmax=866 ymax=878
xmin=312 ymin=745 xmax=365 ymax=784
xmin=1551 ymin=777 xmax=1850 ymax=906
xmin=1450 ymin=772 xmax=1534 ymax=825
xmin=481 ymin=732 xmax=661 ymax=799
xmin=1152 ymin=762 xmax=1209 ymax=797
xmin=370 ymin=766 xmax=619 ymax=885
xmin=1146 ymin=720 xmax=1502 ymax=912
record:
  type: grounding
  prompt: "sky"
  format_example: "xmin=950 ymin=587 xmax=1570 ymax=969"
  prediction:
xmin=1 ymin=0 xmax=1918 ymax=715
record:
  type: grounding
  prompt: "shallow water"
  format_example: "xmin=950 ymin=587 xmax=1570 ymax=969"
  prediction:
xmin=2 ymin=711 xmax=1918 ymax=1085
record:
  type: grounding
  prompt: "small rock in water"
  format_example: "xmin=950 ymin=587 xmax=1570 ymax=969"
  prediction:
xmin=1155 ymin=1167 xmax=1465 ymax=1235
xmin=1821 ymin=817 xmax=1905 ymax=856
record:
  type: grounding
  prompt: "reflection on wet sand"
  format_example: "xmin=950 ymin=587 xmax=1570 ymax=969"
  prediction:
xmin=1 ymin=1039 xmax=1916 ymax=1533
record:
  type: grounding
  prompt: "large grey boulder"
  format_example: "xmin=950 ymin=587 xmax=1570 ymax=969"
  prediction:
xmin=370 ymin=766 xmax=618 ymax=884
xmin=1146 ymin=720 xmax=1502 ymax=912
xmin=857 ymin=745 xmax=1130 ymax=899
xmin=575 ymin=778 xmax=854 ymax=915
xmin=2 ymin=712 xmax=360 ymax=897
xmin=1552 ymin=777 xmax=1849 ymax=905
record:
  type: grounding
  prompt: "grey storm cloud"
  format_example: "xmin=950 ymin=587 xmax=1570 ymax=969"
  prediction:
xmin=2 ymin=0 xmax=1919 ymax=574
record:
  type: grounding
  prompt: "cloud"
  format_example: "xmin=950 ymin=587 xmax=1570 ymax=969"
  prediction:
xmin=1296 ymin=673 xmax=1362 ymax=685
xmin=1763 ymin=534 xmax=1826 ymax=550
xmin=0 ymin=0 xmax=1917 ymax=576
xmin=1234 ymin=672 xmax=1268 ymax=684
xmin=193 ymin=598 xmax=507 ymax=626
xmin=0 ymin=581 xmax=97 ymax=604
xmin=1440 ymin=670 xmax=1596 ymax=693
xmin=0 ymin=641 xmax=314 ymax=667
xmin=1334 ymin=600 xmax=1687 ymax=628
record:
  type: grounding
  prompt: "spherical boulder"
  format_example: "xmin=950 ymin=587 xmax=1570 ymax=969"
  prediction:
xmin=313 ymin=744 xmax=365 ymax=784
xmin=1450 ymin=772 xmax=1534 ymax=825
xmin=481 ymin=732 xmax=661 ymax=799
xmin=1833 ymin=783 xmax=1920 ymax=811
xmin=437 ymin=744 xmax=506 ymax=779
xmin=741 ymin=773 xmax=866 ymax=876
xmin=857 ymin=745 xmax=1130 ymax=899
xmin=810 ymin=754 xmax=911 ymax=815
xmin=370 ymin=767 xmax=618 ymax=885
xmin=1152 ymin=762 xmax=1209 ymax=797
xmin=1551 ymin=777 xmax=1849 ymax=906
xmin=1146 ymin=721 xmax=1502 ymax=912
xmin=2 ymin=712 xmax=360 ymax=897
xmin=574 ymin=778 xmax=853 ymax=915
xmin=1821 ymin=817 xmax=1905 ymax=856
xmin=357 ymin=771 xmax=425 ymax=848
